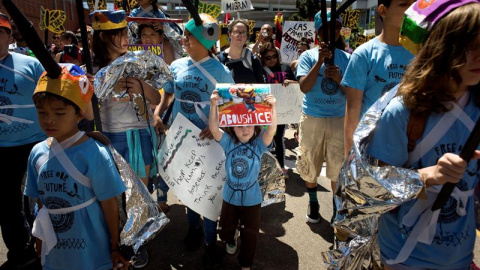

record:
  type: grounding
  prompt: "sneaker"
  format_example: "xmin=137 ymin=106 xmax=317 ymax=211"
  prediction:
xmin=203 ymin=243 xmax=222 ymax=269
xmin=183 ymin=226 xmax=203 ymax=251
xmin=133 ymin=249 xmax=149 ymax=269
xmin=226 ymin=229 xmax=239 ymax=255
xmin=306 ymin=202 xmax=320 ymax=223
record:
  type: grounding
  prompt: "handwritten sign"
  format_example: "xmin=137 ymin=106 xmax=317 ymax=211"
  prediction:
xmin=39 ymin=7 xmax=65 ymax=34
xmin=157 ymin=114 xmax=226 ymax=221
xmin=280 ymin=21 xmax=315 ymax=64
xmin=198 ymin=1 xmax=222 ymax=18
xmin=271 ymin=84 xmax=303 ymax=125
xmin=216 ymin=84 xmax=272 ymax=127
xmin=127 ymin=44 xmax=164 ymax=58
xmin=221 ymin=0 xmax=254 ymax=13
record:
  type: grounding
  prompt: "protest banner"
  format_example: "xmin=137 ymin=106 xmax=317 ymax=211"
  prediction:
xmin=221 ymin=0 xmax=254 ymax=13
xmin=216 ymin=84 xmax=272 ymax=127
xmin=127 ymin=44 xmax=164 ymax=58
xmin=280 ymin=21 xmax=315 ymax=64
xmin=39 ymin=7 xmax=66 ymax=34
xmin=271 ymin=84 xmax=303 ymax=125
xmin=157 ymin=114 xmax=226 ymax=221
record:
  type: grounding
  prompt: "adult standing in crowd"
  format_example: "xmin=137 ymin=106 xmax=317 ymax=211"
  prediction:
xmin=48 ymin=33 xmax=62 ymax=58
xmin=55 ymin=31 xmax=82 ymax=65
xmin=0 ymin=13 xmax=44 ymax=270
xmin=295 ymin=11 xmax=350 ymax=223
xmin=251 ymin=24 xmax=277 ymax=55
xmin=342 ymin=0 xmax=415 ymax=157
xmin=259 ymin=43 xmax=297 ymax=175
xmin=217 ymin=19 xmax=265 ymax=83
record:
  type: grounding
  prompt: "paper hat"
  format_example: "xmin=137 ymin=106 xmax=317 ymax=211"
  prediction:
xmin=90 ymin=10 xmax=127 ymax=31
xmin=0 ymin=13 xmax=11 ymax=31
xmin=400 ymin=0 xmax=480 ymax=54
xmin=34 ymin=64 xmax=93 ymax=114
xmin=185 ymin=13 xmax=219 ymax=50
xmin=314 ymin=11 xmax=342 ymax=32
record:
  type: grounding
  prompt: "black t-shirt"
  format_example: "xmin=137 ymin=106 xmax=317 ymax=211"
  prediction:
xmin=263 ymin=64 xmax=296 ymax=83
xmin=217 ymin=50 xmax=266 ymax=84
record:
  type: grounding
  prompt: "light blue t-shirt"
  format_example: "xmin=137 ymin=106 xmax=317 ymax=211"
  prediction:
xmin=296 ymin=47 xmax=350 ymax=117
xmin=164 ymin=57 xmax=234 ymax=130
xmin=341 ymin=37 xmax=413 ymax=117
xmin=367 ymin=93 xmax=480 ymax=269
xmin=25 ymin=138 xmax=127 ymax=270
xmin=218 ymin=132 xmax=269 ymax=206
xmin=0 ymin=52 xmax=46 ymax=147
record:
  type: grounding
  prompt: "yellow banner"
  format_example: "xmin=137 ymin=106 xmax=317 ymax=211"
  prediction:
xmin=198 ymin=2 xmax=221 ymax=19
xmin=39 ymin=7 xmax=65 ymax=34
xmin=87 ymin=0 xmax=107 ymax=12
xmin=340 ymin=10 xmax=360 ymax=30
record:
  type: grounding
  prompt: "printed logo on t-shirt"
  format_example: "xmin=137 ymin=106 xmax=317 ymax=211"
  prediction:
xmin=321 ymin=77 xmax=339 ymax=96
xmin=0 ymin=80 xmax=31 ymax=135
xmin=44 ymin=196 xmax=75 ymax=233
xmin=232 ymin=158 xmax=248 ymax=179
xmin=180 ymin=90 xmax=201 ymax=114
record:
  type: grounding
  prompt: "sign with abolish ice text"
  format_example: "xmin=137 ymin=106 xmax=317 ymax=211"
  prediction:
xmin=216 ymin=84 xmax=272 ymax=127
xmin=127 ymin=44 xmax=164 ymax=58
xmin=271 ymin=84 xmax=303 ymax=125
xmin=280 ymin=21 xmax=315 ymax=64
xmin=157 ymin=114 xmax=226 ymax=221
xmin=221 ymin=0 xmax=254 ymax=13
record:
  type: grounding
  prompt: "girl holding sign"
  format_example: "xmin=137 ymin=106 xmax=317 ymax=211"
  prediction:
xmin=209 ymin=89 xmax=277 ymax=270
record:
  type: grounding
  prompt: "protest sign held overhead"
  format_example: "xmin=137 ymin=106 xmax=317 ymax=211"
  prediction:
xmin=216 ymin=84 xmax=272 ymax=127
xmin=280 ymin=21 xmax=315 ymax=64
xmin=221 ymin=0 xmax=254 ymax=13
xmin=39 ymin=7 xmax=65 ymax=34
xmin=157 ymin=114 xmax=226 ymax=221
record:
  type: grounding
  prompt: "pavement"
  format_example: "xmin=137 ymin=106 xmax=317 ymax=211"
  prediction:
xmin=1 ymin=128 xmax=479 ymax=269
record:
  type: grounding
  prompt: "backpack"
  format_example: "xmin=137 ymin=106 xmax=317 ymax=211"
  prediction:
xmin=219 ymin=48 xmax=254 ymax=72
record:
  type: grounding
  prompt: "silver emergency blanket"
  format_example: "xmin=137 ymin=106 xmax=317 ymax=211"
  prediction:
xmin=94 ymin=50 xmax=173 ymax=102
xmin=110 ymin=146 xmax=170 ymax=253
xmin=258 ymin=152 xmax=286 ymax=207
xmin=322 ymin=87 xmax=425 ymax=269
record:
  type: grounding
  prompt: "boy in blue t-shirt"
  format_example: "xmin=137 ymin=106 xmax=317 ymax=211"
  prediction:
xmin=342 ymin=0 xmax=415 ymax=157
xmin=25 ymin=64 xmax=129 ymax=270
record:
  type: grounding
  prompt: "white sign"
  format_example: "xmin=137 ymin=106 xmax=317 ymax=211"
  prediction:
xmin=280 ymin=21 xmax=315 ymax=64
xmin=157 ymin=114 xmax=226 ymax=221
xmin=221 ymin=0 xmax=254 ymax=13
xmin=271 ymin=84 xmax=303 ymax=125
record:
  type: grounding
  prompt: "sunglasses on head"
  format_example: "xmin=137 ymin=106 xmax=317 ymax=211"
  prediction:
xmin=264 ymin=54 xmax=278 ymax=61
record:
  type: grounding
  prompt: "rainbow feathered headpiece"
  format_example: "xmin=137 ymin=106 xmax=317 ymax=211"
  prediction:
xmin=400 ymin=0 xmax=480 ymax=54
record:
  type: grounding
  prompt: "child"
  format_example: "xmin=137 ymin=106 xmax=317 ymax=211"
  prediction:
xmin=209 ymin=90 xmax=277 ymax=270
xmin=25 ymin=64 xmax=129 ymax=270
xmin=138 ymin=23 xmax=175 ymax=65
xmin=366 ymin=1 xmax=480 ymax=269
xmin=130 ymin=0 xmax=166 ymax=19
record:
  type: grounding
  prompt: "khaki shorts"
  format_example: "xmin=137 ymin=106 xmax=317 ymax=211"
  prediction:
xmin=295 ymin=114 xmax=345 ymax=184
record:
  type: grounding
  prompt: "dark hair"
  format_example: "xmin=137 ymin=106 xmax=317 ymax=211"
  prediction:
xmin=227 ymin=19 xmax=250 ymax=35
xmin=92 ymin=27 xmax=127 ymax=68
xmin=224 ymin=126 xmax=263 ymax=144
xmin=259 ymin=43 xmax=281 ymax=67
xmin=61 ymin=31 xmax=78 ymax=46
xmin=318 ymin=25 xmax=346 ymax=51
xmin=33 ymin=92 xmax=81 ymax=115
xmin=299 ymin=37 xmax=311 ymax=49
xmin=378 ymin=0 xmax=393 ymax=7
xmin=138 ymin=23 xmax=163 ymax=41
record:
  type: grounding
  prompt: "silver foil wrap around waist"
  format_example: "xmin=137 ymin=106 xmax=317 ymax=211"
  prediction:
xmin=258 ymin=152 xmax=286 ymax=207
xmin=322 ymin=87 xmax=425 ymax=269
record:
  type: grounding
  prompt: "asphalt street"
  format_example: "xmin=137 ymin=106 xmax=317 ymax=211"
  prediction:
xmin=1 ymin=128 xmax=479 ymax=269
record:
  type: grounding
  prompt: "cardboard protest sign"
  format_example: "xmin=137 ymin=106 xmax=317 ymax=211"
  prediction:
xmin=280 ymin=21 xmax=315 ymax=64
xmin=198 ymin=1 xmax=222 ymax=18
xmin=221 ymin=0 xmax=254 ymax=13
xmin=39 ymin=7 xmax=65 ymax=34
xmin=216 ymin=84 xmax=272 ymax=127
xmin=127 ymin=44 xmax=164 ymax=58
xmin=271 ymin=84 xmax=303 ymax=125
xmin=157 ymin=114 xmax=226 ymax=221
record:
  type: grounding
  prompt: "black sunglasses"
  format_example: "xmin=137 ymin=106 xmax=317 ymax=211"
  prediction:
xmin=264 ymin=54 xmax=278 ymax=61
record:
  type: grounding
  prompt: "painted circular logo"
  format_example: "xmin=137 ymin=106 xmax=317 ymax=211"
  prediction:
xmin=45 ymin=196 xmax=75 ymax=233
xmin=180 ymin=91 xmax=201 ymax=114
xmin=321 ymin=77 xmax=339 ymax=96
xmin=78 ymin=76 xmax=90 ymax=95
xmin=232 ymin=158 xmax=248 ymax=179
xmin=438 ymin=181 xmax=468 ymax=224
xmin=0 ymin=96 xmax=13 ymax=123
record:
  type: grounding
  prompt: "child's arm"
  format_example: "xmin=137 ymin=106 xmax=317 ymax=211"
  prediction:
xmin=209 ymin=90 xmax=224 ymax=142
xmin=263 ymin=94 xmax=277 ymax=146
xmin=100 ymin=198 xmax=130 ymax=270
xmin=120 ymin=77 xmax=161 ymax=105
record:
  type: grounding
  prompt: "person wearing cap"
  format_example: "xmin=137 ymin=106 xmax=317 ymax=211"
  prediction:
xmin=364 ymin=1 xmax=480 ymax=269
xmin=25 ymin=64 xmax=128 ymax=270
xmin=91 ymin=10 xmax=160 ymax=268
xmin=153 ymin=13 xmax=234 ymax=269
xmin=342 ymin=0 xmax=415 ymax=157
xmin=295 ymin=11 xmax=350 ymax=224
xmin=0 ymin=12 xmax=45 ymax=270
